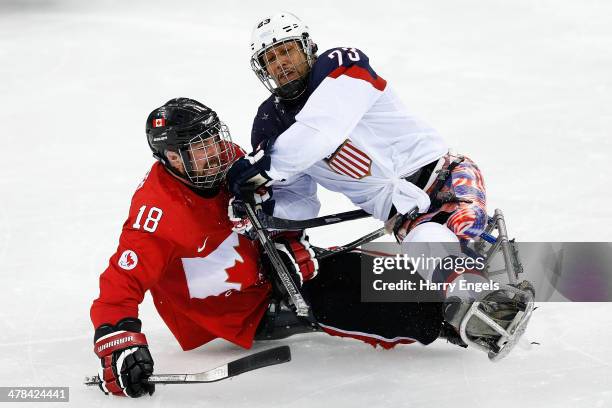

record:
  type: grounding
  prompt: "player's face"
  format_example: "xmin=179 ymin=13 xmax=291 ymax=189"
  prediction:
xmin=186 ymin=135 xmax=227 ymax=177
xmin=262 ymin=40 xmax=309 ymax=87
xmin=165 ymin=122 xmax=236 ymax=189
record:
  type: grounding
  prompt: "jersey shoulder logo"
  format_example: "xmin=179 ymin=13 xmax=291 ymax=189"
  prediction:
xmin=136 ymin=169 xmax=151 ymax=191
xmin=326 ymin=139 xmax=372 ymax=179
xmin=118 ymin=250 xmax=138 ymax=270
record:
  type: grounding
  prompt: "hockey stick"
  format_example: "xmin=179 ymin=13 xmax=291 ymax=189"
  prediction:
xmin=244 ymin=202 xmax=313 ymax=319
xmin=312 ymin=206 xmax=420 ymax=260
xmin=258 ymin=209 xmax=370 ymax=230
xmin=314 ymin=227 xmax=387 ymax=260
xmin=84 ymin=345 xmax=291 ymax=386
xmin=311 ymin=209 xmax=507 ymax=261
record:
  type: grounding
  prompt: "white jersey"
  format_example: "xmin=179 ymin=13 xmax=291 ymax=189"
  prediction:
xmin=252 ymin=47 xmax=448 ymax=221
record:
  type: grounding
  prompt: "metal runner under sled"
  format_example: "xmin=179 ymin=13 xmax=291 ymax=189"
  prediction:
xmin=462 ymin=209 xmax=535 ymax=361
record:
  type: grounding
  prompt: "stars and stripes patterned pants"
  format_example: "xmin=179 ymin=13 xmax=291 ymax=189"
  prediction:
xmin=409 ymin=154 xmax=487 ymax=240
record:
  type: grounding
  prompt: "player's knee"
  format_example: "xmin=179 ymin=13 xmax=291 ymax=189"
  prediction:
xmin=403 ymin=222 xmax=459 ymax=243
xmin=446 ymin=207 xmax=487 ymax=239
xmin=402 ymin=223 xmax=460 ymax=281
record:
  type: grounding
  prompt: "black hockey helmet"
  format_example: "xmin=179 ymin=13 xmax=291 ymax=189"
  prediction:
xmin=146 ymin=98 xmax=236 ymax=189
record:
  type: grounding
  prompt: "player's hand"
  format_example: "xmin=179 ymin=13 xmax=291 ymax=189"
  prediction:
xmin=93 ymin=318 xmax=154 ymax=398
xmin=226 ymin=150 xmax=274 ymax=202
xmin=270 ymin=231 xmax=319 ymax=286
xmin=228 ymin=197 xmax=253 ymax=236
xmin=386 ymin=206 xmax=420 ymax=242
xmin=227 ymin=196 xmax=276 ymax=240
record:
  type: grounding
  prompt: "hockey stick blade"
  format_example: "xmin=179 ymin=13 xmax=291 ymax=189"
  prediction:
xmin=84 ymin=345 xmax=291 ymax=386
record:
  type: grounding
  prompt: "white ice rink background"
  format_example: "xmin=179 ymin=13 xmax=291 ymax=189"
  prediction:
xmin=1 ymin=0 xmax=611 ymax=406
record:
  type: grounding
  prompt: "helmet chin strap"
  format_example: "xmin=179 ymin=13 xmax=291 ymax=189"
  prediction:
xmin=157 ymin=152 xmax=189 ymax=183
xmin=275 ymin=76 xmax=309 ymax=100
xmin=157 ymin=149 xmax=199 ymax=189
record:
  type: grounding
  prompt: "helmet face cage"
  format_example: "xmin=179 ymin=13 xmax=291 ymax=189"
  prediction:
xmin=176 ymin=121 xmax=236 ymax=189
xmin=250 ymin=36 xmax=316 ymax=99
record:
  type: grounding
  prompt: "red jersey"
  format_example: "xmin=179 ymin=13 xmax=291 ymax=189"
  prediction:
xmin=90 ymin=162 xmax=271 ymax=350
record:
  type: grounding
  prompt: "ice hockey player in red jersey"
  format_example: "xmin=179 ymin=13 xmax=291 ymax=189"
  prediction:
xmin=90 ymin=98 xmax=275 ymax=397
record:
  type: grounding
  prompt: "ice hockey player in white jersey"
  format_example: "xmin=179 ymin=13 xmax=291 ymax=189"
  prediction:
xmin=227 ymin=12 xmax=533 ymax=359
xmin=229 ymin=12 xmax=486 ymax=243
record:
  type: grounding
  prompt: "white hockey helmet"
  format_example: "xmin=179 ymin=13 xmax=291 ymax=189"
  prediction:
xmin=250 ymin=12 xmax=318 ymax=100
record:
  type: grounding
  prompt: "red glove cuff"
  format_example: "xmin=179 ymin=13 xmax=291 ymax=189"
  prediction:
xmin=94 ymin=331 xmax=148 ymax=358
xmin=274 ymin=231 xmax=319 ymax=284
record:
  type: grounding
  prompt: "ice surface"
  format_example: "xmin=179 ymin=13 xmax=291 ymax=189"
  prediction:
xmin=1 ymin=0 xmax=611 ymax=406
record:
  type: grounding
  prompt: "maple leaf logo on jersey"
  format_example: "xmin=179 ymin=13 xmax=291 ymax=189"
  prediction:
xmin=182 ymin=233 xmax=254 ymax=299
xmin=118 ymin=250 xmax=138 ymax=270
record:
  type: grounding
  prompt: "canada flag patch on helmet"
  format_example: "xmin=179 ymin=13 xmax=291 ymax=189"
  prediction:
xmin=153 ymin=118 xmax=166 ymax=128
xmin=118 ymin=250 xmax=139 ymax=270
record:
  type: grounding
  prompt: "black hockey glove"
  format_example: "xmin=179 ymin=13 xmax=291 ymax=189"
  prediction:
xmin=273 ymin=231 xmax=319 ymax=285
xmin=93 ymin=318 xmax=154 ymax=398
xmin=226 ymin=150 xmax=274 ymax=203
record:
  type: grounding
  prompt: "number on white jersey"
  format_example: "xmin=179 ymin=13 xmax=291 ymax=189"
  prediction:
xmin=328 ymin=48 xmax=360 ymax=66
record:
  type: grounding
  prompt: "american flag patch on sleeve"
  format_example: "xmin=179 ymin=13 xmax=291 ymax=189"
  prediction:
xmin=326 ymin=139 xmax=372 ymax=179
